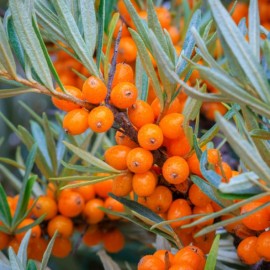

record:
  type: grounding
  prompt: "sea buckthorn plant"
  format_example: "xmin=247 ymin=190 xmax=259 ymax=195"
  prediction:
xmin=1 ymin=0 xmax=270 ymax=269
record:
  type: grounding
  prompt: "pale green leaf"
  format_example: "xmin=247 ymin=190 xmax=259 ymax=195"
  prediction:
xmin=205 ymin=234 xmax=220 ymax=269
xmin=8 ymin=248 xmax=24 ymax=270
xmin=17 ymin=230 xmax=32 ymax=268
xmin=97 ymin=250 xmax=121 ymax=270
xmin=250 ymin=129 xmax=270 ymax=139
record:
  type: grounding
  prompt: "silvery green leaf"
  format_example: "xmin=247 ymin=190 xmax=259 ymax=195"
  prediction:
xmin=97 ymin=250 xmax=121 ymax=270
xmin=0 ymin=19 xmax=16 ymax=78
xmin=238 ymin=18 xmax=247 ymax=36
xmin=0 ymin=262 xmax=10 ymax=270
xmin=147 ymin=0 xmax=168 ymax=54
xmin=135 ymin=55 xmax=149 ymax=101
xmin=248 ymin=0 xmax=260 ymax=61
xmin=8 ymin=248 xmax=24 ymax=270
xmin=130 ymin=29 xmax=164 ymax=107
xmin=250 ymin=129 xmax=270 ymax=139
xmin=219 ymin=172 xmax=263 ymax=194
xmin=79 ymin=0 xmax=96 ymax=56
xmin=216 ymin=113 xmax=270 ymax=184
xmin=8 ymin=0 xmax=54 ymax=91
xmin=0 ymin=88 xmax=37 ymax=99
xmin=176 ymin=10 xmax=201 ymax=75
xmin=205 ymin=234 xmax=220 ymax=270
xmin=17 ymin=230 xmax=32 ymax=268
xmin=208 ymin=0 xmax=270 ymax=103
xmin=52 ymin=0 xmax=100 ymax=77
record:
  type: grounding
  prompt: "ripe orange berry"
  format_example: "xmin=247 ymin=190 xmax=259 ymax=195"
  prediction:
xmin=153 ymin=250 xmax=174 ymax=267
xmin=52 ymin=237 xmax=72 ymax=258
xmin=188 ymin=184 xmax=211 ymax=207
xmin=58 ymin=190 xmax=85 ymax=217
xmin=146 ymin=186 xmax=173 ymax=213
xmin=47 ymin=215 xmax=74 ymax=238
xmin=72 ymin=181 xmax=95 ymax=202
xmin=167 ymin=136 xmax=191 ymax=157
xmin=0 ymin=232 xmax=10 ymax=250
xmin=192 ymin=230 xmax=216 ymax=254
xmin=168 ymin=26 xmax=180 ymax=44
xmin=117 ymin=37 xmax=137 ymax=63
xmin=88 ymin=106 xmax=114 ymax=133
xmin=28 ymin=238 xmax=48 ymax=262
xmin=112 ymin=173 xmax=133 ymax=197
xmin=207 ymin=149 xmax=220 ymax=165
xmin=159 ymin=113 xmax=184 ymax=139
xmin=169 ymin=264 xmax=194 ymax=270
xmin=110 ymin=82 xmax=138 ymax=109
xmin=104 ymin=145 xmax=131 ymax=170
xmin=138 ymin=255 xmax=165 ymax=270
xmin=126 ymin=147 xmax=154 ymax=173
xmin=132 ymin=170 xmax=157 ymax=197
xmin=113 ymin=20 xmax=130 ymax=39
xmin=187 ymin=152 xmax=202 ymax=177
xmin=192 ymin=203 xmax=214 ymax=228
xmin=173 ymin=246 xmax=205 ymax=270
xmin=82 ymin=76 xmax=107 ymax=104
xmin=52 ymin=86 xmax=83 ymax=112
xmin=115 ymin=129 xmax=138 ymax=148
xmin=237 ymin=236 xmax=261 ymax=265
xmin=63 ymin=108 xmax=89 ymax=135
xmin=256 ymin=231 xmax=270 ymax=261
xmin=201 ymin=102 xmax=227 ymax=121
xmin=215 ymin=162 xmax=232 ymax=183
xmin=15 ymin=218 xmax=41 ymax=242
xmin=167 ymin=199 xmax=192 ymax=228
xmin=112 ymin=63 xmax=134 ymax=89
xmin=127 ymin=100 xmax=155 ymax=129
xmin=83 ymin=225 xmax=103 ymax=247
xmin=103 ymin=229 xmax=125 ymax=253
xmin=32 ymin=195 xmax=57 ymax=220
xmin=230 ymin=2 xmax=248 ymax=24
xmin=83 ymin=198 xmax=105 ymax=224
xmin=240 ymin=201 xmax=270 ymax=231
xmin=93 ymin=178 xmax=113 ymax=198
xmin=162 ymin=156 xmax=189 ymax=184
xmin=104 ymin=197 xmax=125 ymax=220
xmin=8 ymin=238 xmax=20 ymax=253
xmin=138 ymin=124 xmax=164 ymax=151
xmin=155 ymin=7 xmax=171 ymax=29
xmin=117 ymin=0 xmax=140 ymax=23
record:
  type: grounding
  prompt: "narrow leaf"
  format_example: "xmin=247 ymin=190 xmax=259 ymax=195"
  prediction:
xmin=205 ymin=234 xmax=220 ymax=270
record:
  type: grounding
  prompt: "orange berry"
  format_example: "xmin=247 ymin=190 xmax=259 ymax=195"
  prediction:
xmin=192 ymin=203 xmax=214 ymax=228
xmin=146 ymin=185 xmax=173 ymax=213
xmin=169 ymin=264 xmax=194 ymax=270
xmin=201 ymin=102 xmax=227 ymax=121
xmin=52 ymin=237 xmax=72 ymax=258
xmin=88 ymin=106 xmax=114 ymax=133
xmin=117 ymin=37 xmax=137 ymax=63
xmin=72 ymin=181 xmax=95 ymax=202
xmin=132 ymin=170 xmax=157 ymax=197
xmin=104 ymin=145 xmax=131 ymax=170
xmin=117 ymin=0 xmax=140 ymax=23
xmin=52 ymin=86 xmax=82 ymax=112
xmin=15 ymin=218 xmax=41 ymax=242
xmin=167 ymin=199 xmax=192 ymax=228
xmin=0 ymin=232 xmax=10 ymax=250
xmin=215 ymin=162 xmax=232 ymax=183
xmin=32 ymin=195 xmax=57 ymax=220
xmin=207 ymin=149 xmax=220 ymax=165
xmin=58 ymin=190 xmax=85 ymax=217
xmin=47 ymin=215 xmax=74 ymax=238
xmin=104 ymin=197 xmax=125 ymax=220
xmin=188 ymin=184 xmax=211 ymax=207
xmin=256 ymin=231 xmax=270 ymax=261
xmin=115 ymin=129 xmax=138 ymax=148
xmin=162 ymin=156 xmax=189 ymax=184
xmin=230 ymin=2 xmax=248 ymax=24
xmin=82 ymin=76 xmax=107 ymax=104
xmin=155 ymin=7 xmax=171 ymax=29
xmin=110 ymin=82 xmax=138 ymax=109
xmin=127 ymin=100 xmax=155 ymax=129
xmin=187 ymin=152 xmax=202 ymax=177
xmin=138 ymin=255 xmax=165 ymax=270
xmin=63 ymin=108 xmax=89 ymax=135
xmin=113 ymin=20 xmax=130 ymax=39
xmin=240 ymin=201 xmax=270 ymax=231
xmin=112 ymin=173 xmax=133 ymax=197
xmin=83 ymin=198 xmax=105 ymax=224
xmin=173 ymin=246 xmax=205 ymax=270
xmin=46 ymin=182 xmax=57 ymax=199
xmin=126 ymin=147 xmax=154 ymax=173
xmin=103 ymin=229 xmax=125 ymax=253
xmin=93 ymin=178 xmax=113 ymax=198
xmin=168 ymin=26 xmax=180 ymax=44
xmin=138 ymin=124 xmax=164 ymax=151
xmin=193 ymin=230 xmax=216 ymax=254
xmin=159 ymin=113 xmax=184 ymax=139
xmin=83 ymin=225 xmax=103 ymax=247
xmin=237 ymin=236 xmax=261 ymax=265
xmin=28 ymin=238 xmax=48 ymax=262
xmin=112 ymin=63 xmax=134 ymax=89
xmin=153 ymin=250 xmax=174 ymax=267
xmin=167 ymin=136 xmax=191 ymax=157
